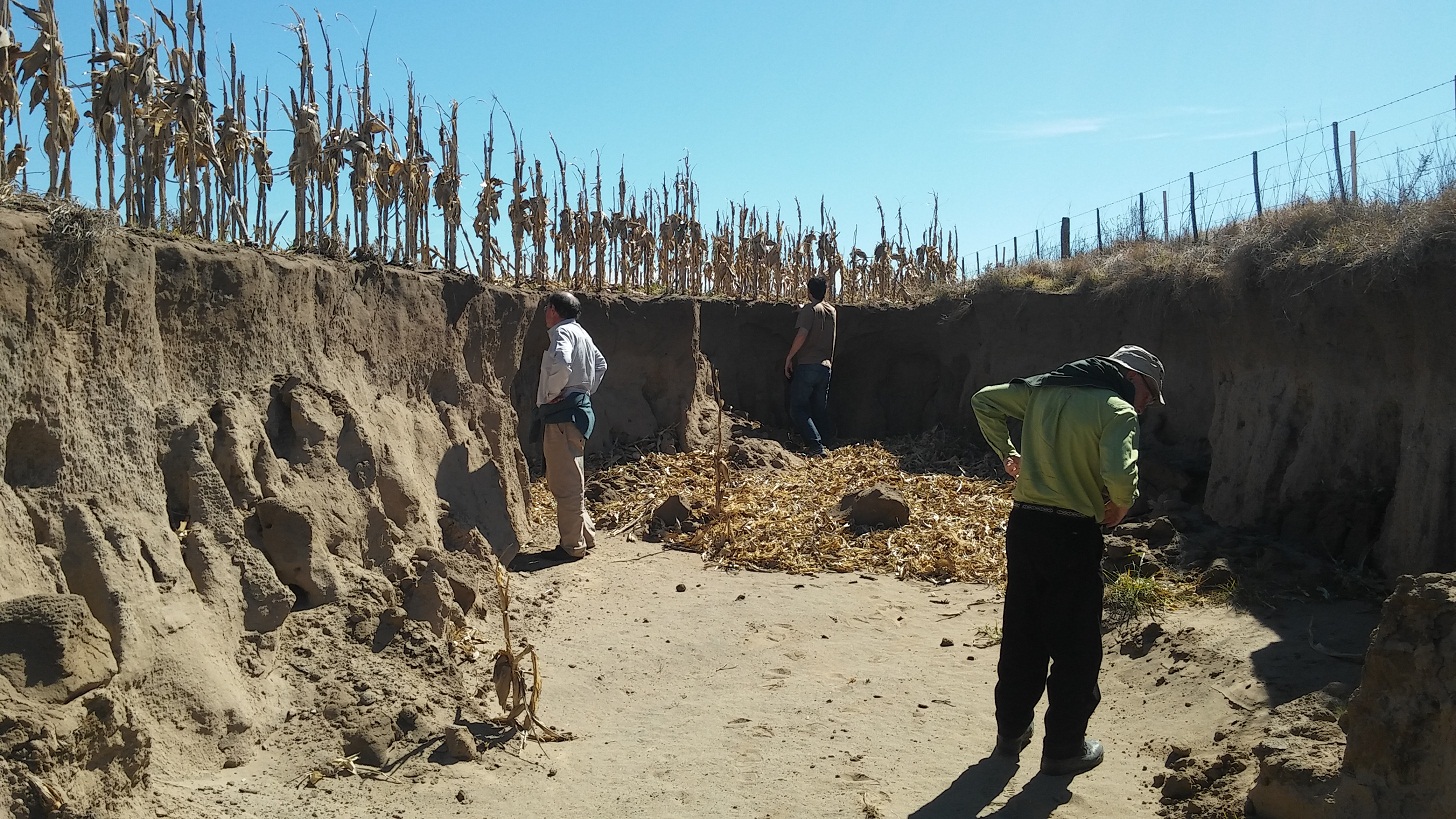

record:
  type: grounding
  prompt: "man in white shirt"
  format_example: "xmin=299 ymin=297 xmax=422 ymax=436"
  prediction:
xmin=536 ymin=292 xmax=607 ymax=559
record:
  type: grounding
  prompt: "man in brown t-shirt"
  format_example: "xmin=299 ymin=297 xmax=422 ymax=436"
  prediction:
xmin=782 ymin=276 xmax=837 ymax=457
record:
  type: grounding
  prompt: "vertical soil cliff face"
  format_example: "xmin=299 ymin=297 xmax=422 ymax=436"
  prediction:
xmin=1194 ymin=265 xmax=1456 ymax=578
xmin=4 ymin=207 xmax=1452 ymax=626
xmin=698 ymin=275 xmax=1452 ymax=579
xmin=0 ymin=207 xmax=538 ymax=804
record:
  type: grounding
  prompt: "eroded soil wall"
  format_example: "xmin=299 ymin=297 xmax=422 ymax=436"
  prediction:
xmin=698 ymin=274 xmax=1452 ymax=579
xmin=1 ymin=205 xmax=1453 ymax=810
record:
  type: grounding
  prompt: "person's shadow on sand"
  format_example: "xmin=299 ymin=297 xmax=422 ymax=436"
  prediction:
xmin=911 ymin=757 xmax=1072 ymax=819
xmin=508 ymin=548 xmax=582 ymax=573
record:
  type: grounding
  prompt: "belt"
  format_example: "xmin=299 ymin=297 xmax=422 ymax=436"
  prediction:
xmin=1012 ymin=500 xmax=1093 ymax=520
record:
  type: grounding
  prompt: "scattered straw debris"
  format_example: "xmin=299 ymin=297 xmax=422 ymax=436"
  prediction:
xmin=972 ymin=624 xmax=1004 ymax=648
xmin=533 ymin=434 xmax=1013 ymax=584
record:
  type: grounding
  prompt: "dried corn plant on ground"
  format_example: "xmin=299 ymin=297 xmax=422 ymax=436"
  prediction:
xmin=529 ymin=433 xmax=1014 ymax=584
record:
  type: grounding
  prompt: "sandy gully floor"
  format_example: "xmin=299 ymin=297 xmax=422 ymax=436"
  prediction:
xmin=150 ymin=533 xmax=1376 ymax=819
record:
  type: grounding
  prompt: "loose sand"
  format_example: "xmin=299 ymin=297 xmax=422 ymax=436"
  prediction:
xmin=142 ymin=530 xmax=1375 ymax=819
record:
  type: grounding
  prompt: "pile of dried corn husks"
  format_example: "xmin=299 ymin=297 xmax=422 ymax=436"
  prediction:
xmin=528 ymin=434 xmax=1013 ymax=584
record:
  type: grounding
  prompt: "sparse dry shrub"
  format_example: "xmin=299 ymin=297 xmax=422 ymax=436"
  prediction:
xmin=1012 ymin=258 xmax=1075 ymax=291
xmin=1226 ymin=198 xmax=1349 ymax=277
xmin=971 ymin=238 xmax=1219 ymax=303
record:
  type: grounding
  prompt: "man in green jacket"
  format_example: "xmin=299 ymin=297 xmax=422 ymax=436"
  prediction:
xmin=970 ymin=344 xmax=1165 ymax=777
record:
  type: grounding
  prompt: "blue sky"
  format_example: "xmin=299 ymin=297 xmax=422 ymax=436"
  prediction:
xmin=35 ymin=0 xmax=1456 ymax=265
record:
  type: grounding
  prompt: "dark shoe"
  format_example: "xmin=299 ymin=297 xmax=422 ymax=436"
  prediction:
xmin=549 ymin=545 xmax=586 ymax=562
xmin=991 ymin=724 xmax=1033 ymax=759
xmin=1040 ymin=739 xmax=1104 ymax=776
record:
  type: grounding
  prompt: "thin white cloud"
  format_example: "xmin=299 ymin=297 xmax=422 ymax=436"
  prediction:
xmin=1157 ymin=105 xmax=1242 ymax=118
xmin=994 ymin=117 xmax=1109 ymax=139
xmin=1195 ymin=124 xmax=1291 ymax=141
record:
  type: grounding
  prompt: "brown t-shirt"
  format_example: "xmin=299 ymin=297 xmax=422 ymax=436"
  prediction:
xmin=794 ymin=301 xmax=836 ymax=368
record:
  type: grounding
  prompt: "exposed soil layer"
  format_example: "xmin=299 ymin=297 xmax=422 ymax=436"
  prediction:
xmin=0 ymin=203 xmax=1451 ymax=817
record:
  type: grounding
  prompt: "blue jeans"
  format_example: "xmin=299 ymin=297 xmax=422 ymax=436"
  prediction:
xmin=788 ymin=363 xmax=832 ymax=453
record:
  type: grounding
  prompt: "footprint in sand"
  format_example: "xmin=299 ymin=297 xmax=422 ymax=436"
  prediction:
xmin=744 ymin=622 xmax=796 ymax=646
xmin=762 ymin=666 xmax=792 ymax=689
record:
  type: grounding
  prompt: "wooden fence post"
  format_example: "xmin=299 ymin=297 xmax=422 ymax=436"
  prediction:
xmin=1252 ymin=151 xmax=1262 ymax=217
xmin=1188 ymin=172 xmax=1199 ymax=242
xmin=1332 ymin=121 xmax=1347 ymax=202
xmin=1060 ymin=217 xmax=1070 ymax=258
xmin=1096 ymin=208 xmax=1102 ymax=251
xmin=1139 ymin=192 xmax=1145 ymax=240
xmin=1013 ymin=237 xmax=1018 ymax=265
xmin=1162 ymin=191 xmax=1169 ymax=241
xmin=1349 ymin=130 xmax=1358 ymax=202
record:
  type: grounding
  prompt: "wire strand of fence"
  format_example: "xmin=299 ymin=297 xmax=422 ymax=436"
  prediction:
xmin=972 ymin=77 xmax=1456 ymax=269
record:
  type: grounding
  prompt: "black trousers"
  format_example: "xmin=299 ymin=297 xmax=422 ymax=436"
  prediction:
xmin=994 ymin=505 xmax=1105 ymax=759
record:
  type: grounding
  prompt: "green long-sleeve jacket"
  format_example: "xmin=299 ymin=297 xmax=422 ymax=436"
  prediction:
xmin=971 ymin=380 xmax=1140 ymax=520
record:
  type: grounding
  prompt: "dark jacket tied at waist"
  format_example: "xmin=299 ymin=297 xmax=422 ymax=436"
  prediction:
xmin=541 ymin=391 xmax=596 ymax=440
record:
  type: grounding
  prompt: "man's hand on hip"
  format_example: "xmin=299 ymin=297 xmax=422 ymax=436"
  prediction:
xmin=1004 ymin=455 xmax=1021 ymax=479
xmin=1103 ymin=501 xmax=1130 ymax=527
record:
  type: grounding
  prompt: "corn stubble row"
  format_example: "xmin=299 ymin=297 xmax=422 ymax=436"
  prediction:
xmin=0 ymin=0 xmax=962 ymax=302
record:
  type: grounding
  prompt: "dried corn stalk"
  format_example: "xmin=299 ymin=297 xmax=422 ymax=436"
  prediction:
xmin=347 ymin=42 xmax=379 ymax=253
xmin=434 ymin=100 xmax=461 ymax=269
xmin=400 ymin=76 xmax=434 ymax=266
xmin=0 ymin=2 xmax=24 ymax=185
xmin=251 ymin=83 xmax=273 ymax=243
xmin=0 ymin=0 xmax=980 ymax=300
xmin=483 ymin=554 xmax=571 ymax=741
xmin=438 ymin=512 xmax=572 ymax=743
xmin=16 ymin=0 xmax=79 ymax=196
xmin=283 ymin=9 xmax=318 ymax=249
xmin=471 ymin=105 xmax=504 ymax=279
xmin=158 ymin=1 xmax=221 ymax=237
xmin=212 ymin=42 xmax=256 ymax=241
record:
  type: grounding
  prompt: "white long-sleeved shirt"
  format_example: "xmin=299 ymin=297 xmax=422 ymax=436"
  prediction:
xmin=536 ymin=318 xmax=607 ymax=406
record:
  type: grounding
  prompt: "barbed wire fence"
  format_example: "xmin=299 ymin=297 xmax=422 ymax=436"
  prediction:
xmin=973 ymin=78 xmax=1456 ymax=270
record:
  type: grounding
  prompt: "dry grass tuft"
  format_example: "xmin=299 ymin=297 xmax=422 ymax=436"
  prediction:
xmin=531 ymin=434 xmax=1013 ymax=583
xmin=45 ymin=199 xmax=120 ymax=282
xmin=969 ymin=184 xmax=1456 ymax=303
xmin=1102 ymin=569 xmax=1204 ymax=626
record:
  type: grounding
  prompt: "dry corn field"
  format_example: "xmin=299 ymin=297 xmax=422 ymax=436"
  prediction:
xmin=0 ymin=0 xmax=963 ymax=302
xmin=529 ymin=438 xmax=1015 ymax=584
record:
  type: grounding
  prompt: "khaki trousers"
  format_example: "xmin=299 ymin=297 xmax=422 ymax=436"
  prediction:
xmin=543 ymin=422 xmax=596 ymax=555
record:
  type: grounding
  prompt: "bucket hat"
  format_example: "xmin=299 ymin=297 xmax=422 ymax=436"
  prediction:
xmin=1107 ymin=345 xmax=1165 ymax=404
